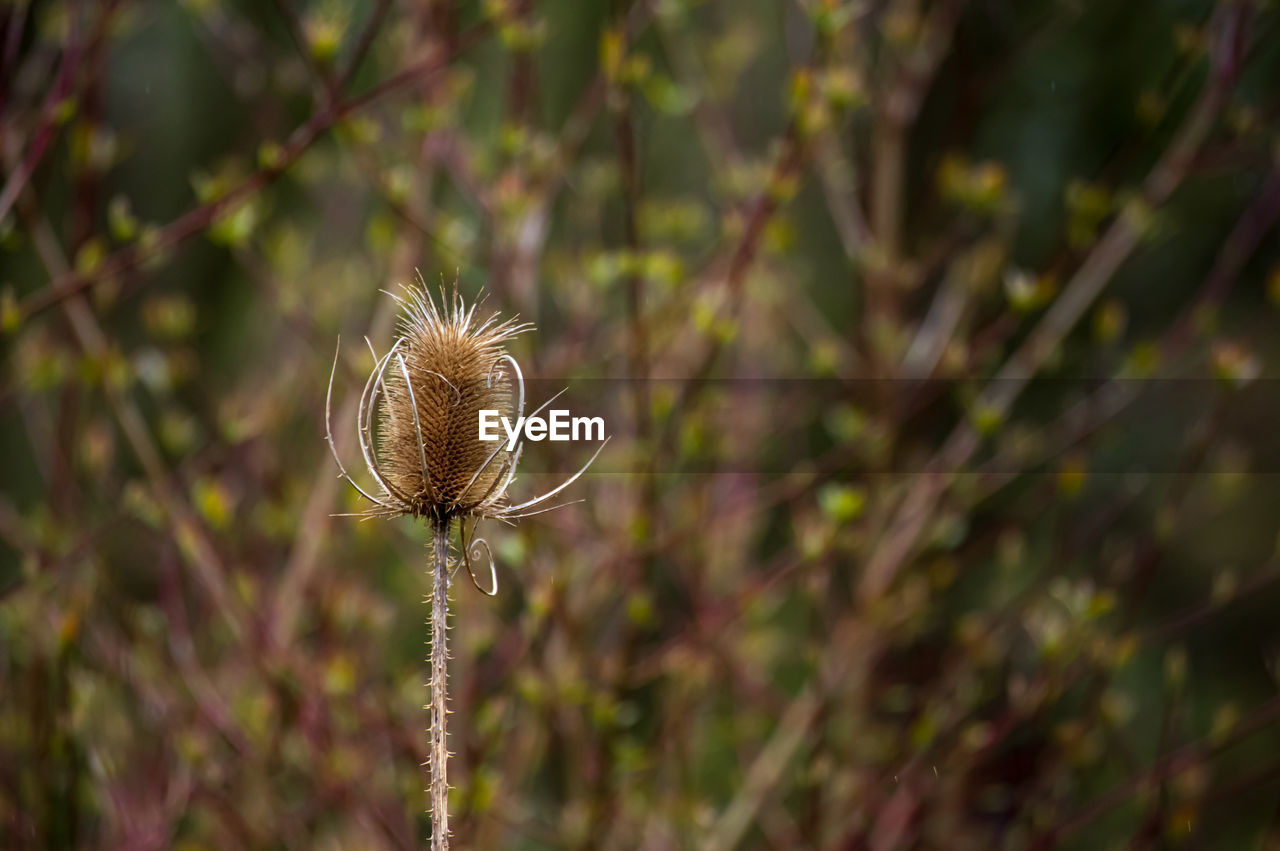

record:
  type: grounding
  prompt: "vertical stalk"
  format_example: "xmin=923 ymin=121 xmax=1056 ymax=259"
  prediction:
xmin=429 ymin=518 xmax=451 ymax=849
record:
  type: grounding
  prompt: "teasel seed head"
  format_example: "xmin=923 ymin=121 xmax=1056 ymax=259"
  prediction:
xmin=327 ymin=276 xmax=610 ymax=594
xmin=378 ymin=284 xmax=530 ymax=522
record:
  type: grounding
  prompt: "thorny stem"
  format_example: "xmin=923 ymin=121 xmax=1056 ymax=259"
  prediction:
xmin=429 ymin=518 xmax=451 ymax=849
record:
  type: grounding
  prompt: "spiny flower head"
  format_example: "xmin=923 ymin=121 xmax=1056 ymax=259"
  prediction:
xmin=327 ymin=277 xmax=608 ymax=595
xmin=378 ymin=284 xmax=530 ymax=522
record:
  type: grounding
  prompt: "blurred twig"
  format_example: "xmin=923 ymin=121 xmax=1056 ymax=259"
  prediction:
xmin=865 ymin=0 xmax=967 ymax=360
xmin=0 ymin=1 xmax=120 ymax=226
xmin=970 ymin=161 xmax=1280 ymax=503
xmin=17 ymin=24 xmax=490 ymax=324
xmin=858 ymin=1 xmax=1253 ymax=603
xmin=20 ymin=207 xmax=250 ymax=643
xmin=1031 ymin=693 xmax=1280 ymax=849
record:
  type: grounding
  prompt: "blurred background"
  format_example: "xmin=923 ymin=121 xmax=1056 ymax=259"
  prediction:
xmin=3 ymin=0 xmax=1280 ymax=848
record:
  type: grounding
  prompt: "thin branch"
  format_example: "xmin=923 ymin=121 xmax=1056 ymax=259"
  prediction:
xmin=865 ymin=0 xmax=968 ymax=355
xmin=17 ymin=23 xmax=491 ymax=324
xmin=19 ymin=206 xmax=249 ymax=643
xmin=857 ymin=2 xmax=1251 ymax=602
xmin=1031 ymin=693 xmax=1280 ymax=849
xmin=0 ymin=2 xmax=121 ymax=224
xmin=338 ymin=0 xmax=392 ymax=88
xmin=969 ymin=162 xmax=1280 ymax=504
xmin=703 ymin=685 xmax=822 ymax=851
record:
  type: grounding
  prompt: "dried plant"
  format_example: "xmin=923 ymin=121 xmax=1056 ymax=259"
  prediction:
xmin=325 ymin=280 xmax=607 ymax=848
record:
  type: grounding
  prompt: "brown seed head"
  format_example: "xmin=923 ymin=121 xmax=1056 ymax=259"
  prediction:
xmin=376 ymin=283 xmax=531 ymax=522
xmin=327 ymin=278 xmax=609 ymax=594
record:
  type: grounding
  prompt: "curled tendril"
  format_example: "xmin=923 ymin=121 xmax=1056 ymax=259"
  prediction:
xmin=487 ymin=353 xmax=525 ymax=422
xmin=460 ymin=518 xmax=498 ymax=596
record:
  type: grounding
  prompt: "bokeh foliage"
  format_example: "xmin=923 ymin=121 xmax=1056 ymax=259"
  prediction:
xmin=2 ymin=0 xmax=1280 ymax=848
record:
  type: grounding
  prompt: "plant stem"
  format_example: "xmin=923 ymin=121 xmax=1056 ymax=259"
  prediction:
xmin=429 ymin=518 xmax=451 ymax=850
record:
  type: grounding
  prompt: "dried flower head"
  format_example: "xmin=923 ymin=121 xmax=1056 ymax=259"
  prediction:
xmin=326 ymin=279 xmax=607 ymax=593
xmin=374 ymin=284 xmax=529 ymax=521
